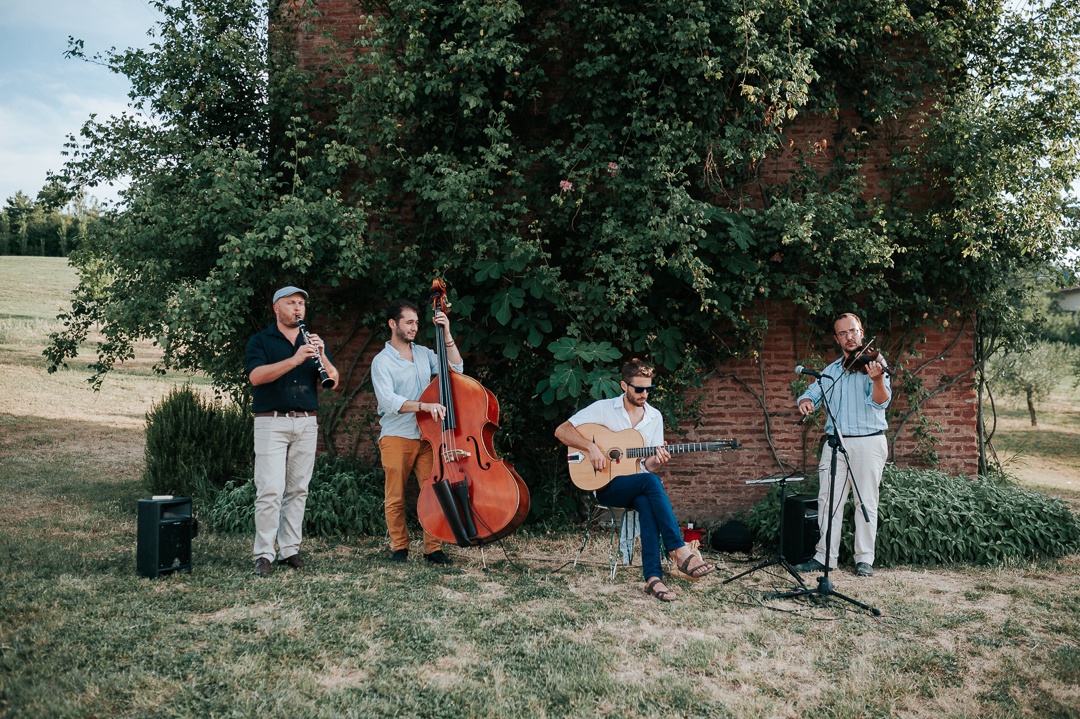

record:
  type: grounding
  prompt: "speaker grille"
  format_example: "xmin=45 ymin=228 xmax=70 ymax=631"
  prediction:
xmin=137 ymin=498 xmax=193 ymax=578
xmin=781 ymin=493 xmax=819 ymax=564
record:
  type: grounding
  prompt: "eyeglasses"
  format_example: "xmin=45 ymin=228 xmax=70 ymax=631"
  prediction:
xmin=626 ymin=383 xmax=657 ymax=394
xmin=835 ymin=329 xmax=861 ymax=339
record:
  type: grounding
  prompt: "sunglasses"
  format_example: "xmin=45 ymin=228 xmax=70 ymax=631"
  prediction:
xmin=626 ymin=383 xmax=658 ymax=395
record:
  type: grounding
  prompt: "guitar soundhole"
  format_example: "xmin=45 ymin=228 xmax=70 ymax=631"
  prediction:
xmin=608 ymin=449 xmax=622 ymax=462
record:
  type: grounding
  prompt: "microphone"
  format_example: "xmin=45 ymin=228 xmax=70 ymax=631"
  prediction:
xmin=795 ymin=365 xmax=822 ymax=379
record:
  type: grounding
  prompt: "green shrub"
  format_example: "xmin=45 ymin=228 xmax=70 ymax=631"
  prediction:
xmin=201 ymin=479 xmax=256 ymax=535
xmin=143 ymin=385 xmax=253 ymax=498
xmin=744 ymin=466 xmax=1080 ymax=567
xmin=203 ymin=454 xmax=386 ymax=538
xmin=303 ymin=455 xmax=386 ymax=537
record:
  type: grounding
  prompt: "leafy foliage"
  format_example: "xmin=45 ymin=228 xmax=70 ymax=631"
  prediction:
xmin=203 ymin=454 xmax=386 ymax=537
xmin=744 ymin=466 xmax=1080 ymax=566
xmin=143 ymin=384 xmax=253 ymax=497
xmin=44 ymin=0 xmax=1080 ymax=493
xmin=316 ymin=0 xmax=1080 ymax=437
xmin=44 ymin=0 xmax=371 ymax=393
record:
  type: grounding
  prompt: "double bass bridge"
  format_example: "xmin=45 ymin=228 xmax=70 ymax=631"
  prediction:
xmin=441 ymin=448 xmax=472 ymax=463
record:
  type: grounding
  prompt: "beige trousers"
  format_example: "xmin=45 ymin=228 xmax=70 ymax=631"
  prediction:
xmin=812 ymin=434 xmax=888 ymax=568
xmin=253 ymin=416 xmax=317 ymax=562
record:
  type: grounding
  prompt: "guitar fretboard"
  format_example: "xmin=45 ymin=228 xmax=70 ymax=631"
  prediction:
xmin=625 ymin=441 xmax=736 ymax=458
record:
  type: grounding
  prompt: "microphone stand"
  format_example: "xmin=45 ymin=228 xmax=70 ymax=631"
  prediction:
xmin=770 ymin=368 xmax=881 ymax=616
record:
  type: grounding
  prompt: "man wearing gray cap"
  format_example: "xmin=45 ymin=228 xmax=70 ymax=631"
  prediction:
xmin=244 ymin=286 xmax=339 ymax=577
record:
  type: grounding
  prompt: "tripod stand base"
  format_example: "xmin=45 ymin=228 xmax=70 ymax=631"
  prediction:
xmin=766 ymin=574 xmax=882 ymax=616
xmin=723 ymin=554 xmax=807 ymax=590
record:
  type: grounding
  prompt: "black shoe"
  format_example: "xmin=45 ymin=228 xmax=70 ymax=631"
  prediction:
xmin=855 ymin=562 xmax=874 ymax=577
xmin=794 ymin=558 xmax=826 ymax=573
xmin=424 ymin=550 xmax=453 ymax=565
xmin=277 ymin=554 xmax=306 ymax=569
xmin=389 ymin=549 xmax=408 ymax=563
xmin=253 ymin=558 xmax=272 ymax=577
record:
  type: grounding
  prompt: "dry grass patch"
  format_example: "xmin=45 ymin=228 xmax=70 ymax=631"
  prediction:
xmin=3 ymin=257 xmax=1080 ymax=718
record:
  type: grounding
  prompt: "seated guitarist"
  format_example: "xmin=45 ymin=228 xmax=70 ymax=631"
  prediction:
xmin=555 ymin=358 xmax=715 ymax=601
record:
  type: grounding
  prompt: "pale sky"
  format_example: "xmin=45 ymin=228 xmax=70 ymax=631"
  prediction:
xmin=0 ymin=0 xmax=159 ymax=207
xmin=1 ymin=1 xmax=1076 ymax=221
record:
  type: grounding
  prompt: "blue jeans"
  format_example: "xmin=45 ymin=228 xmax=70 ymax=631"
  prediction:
xmin=595 ymin=472 xmax=686 ymax=580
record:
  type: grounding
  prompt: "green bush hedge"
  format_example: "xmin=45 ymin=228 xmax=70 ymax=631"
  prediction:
xmin=203 ymin=454 xmax=386 ymax=538
xmin=743 ymin=466 xmax=1080 ymax=566
xmin=143 ymin=385 xmax=253 ymax=498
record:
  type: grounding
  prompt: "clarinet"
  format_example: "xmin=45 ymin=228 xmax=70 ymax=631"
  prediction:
xmin=295 ymin=316 xmax=335 ymax=389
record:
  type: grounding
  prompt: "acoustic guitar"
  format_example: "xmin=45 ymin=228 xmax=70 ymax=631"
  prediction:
xmin=567 ymin=423 xmax=740 ymax=491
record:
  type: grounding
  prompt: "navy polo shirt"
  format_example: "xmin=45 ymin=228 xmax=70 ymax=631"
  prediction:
xmin=245 ymin=324 xmax=327 ymax=413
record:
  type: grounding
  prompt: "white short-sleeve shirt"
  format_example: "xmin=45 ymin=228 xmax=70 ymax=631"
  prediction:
xmin=567 ymin=395 xmax=664 ymax=447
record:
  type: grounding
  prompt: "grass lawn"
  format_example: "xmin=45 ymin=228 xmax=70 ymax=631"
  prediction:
xmin=2 ymin=257 xmax=1079 ymax=718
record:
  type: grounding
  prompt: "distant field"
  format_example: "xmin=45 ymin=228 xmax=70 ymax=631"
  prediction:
xmin=990 ymin=377 xmax=1080 ymax=500
xmin=0 ymin=255 xmax=79 ymax=322
xmin=0 ymin=256 xmax=204 ymax=431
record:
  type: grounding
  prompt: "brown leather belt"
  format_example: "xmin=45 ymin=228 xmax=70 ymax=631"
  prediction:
xmin=253 ymin=411 xmax=317 ymax=418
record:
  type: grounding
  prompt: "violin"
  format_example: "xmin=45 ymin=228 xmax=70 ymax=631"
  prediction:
xmin=414 ymin=277 xmax=530 ymax=546
xmin=842 ymin=339 xmax=892 ymax=377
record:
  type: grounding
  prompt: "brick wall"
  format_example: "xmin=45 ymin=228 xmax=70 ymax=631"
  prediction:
xmin=286 ymin=4 xmax=979 ymax=521
xmin=319 ymin=302 xmax=978 ymax=522
xmin=658 ymin=303 xmax=977 ymax=522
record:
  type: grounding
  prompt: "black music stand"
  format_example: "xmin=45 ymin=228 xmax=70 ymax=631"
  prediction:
xmin=723 ymin=475 xmax=807 ymax=590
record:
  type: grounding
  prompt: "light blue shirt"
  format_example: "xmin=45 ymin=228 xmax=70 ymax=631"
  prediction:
xmin=370 ymin=342 xmax=463 ymax=439
xmin=797 ymin=356 xmax=891 ymax=436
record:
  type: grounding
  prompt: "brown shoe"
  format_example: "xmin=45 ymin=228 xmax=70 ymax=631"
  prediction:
xmin=253 ymin=558 xmax=272 ymax=577
xmin=277 ymin=554 xmax=306 ymax=569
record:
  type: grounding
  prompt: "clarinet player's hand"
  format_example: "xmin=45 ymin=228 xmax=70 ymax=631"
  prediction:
xmin=293 ymin=343 xmax=318 ymax=366
xmin=307 ymin=333 xmax=326 ymax=355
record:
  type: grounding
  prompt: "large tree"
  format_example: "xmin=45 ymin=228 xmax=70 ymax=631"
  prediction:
xmin=46 ymin=0 xmax=1080 ymax=471
xmin=45 ymin=0 xmax=370 ymax=390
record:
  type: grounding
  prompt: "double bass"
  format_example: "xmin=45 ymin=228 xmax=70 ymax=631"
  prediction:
xmin=415 ymin=278 xmax=530 ymax=546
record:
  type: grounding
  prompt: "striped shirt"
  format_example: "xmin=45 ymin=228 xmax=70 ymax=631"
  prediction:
xmin=797 ymin=356 xmax=890 ymax=436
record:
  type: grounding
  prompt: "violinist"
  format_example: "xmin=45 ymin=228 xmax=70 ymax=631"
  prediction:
xmin=370 ymin=299 xmax=462 ymax=565
xmin=795 ymin=312 xmax=891 ymax=578
xmin=555 ymin=358 xmax=715 ymax=602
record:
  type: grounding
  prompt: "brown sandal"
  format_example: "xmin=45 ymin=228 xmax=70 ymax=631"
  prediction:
xmin=644 ymin=577 xmax=677 ymax=602
xmin=677 ymin=555 xmax=715 ymax=580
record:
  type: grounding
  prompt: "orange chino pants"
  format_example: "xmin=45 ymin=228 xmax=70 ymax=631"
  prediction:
xmin=379 ymin=436 xmax=441 ymax=555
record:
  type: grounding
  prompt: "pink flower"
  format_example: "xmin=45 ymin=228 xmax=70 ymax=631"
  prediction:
xmin=559 ymin=179 xmax=573 ymax=193
xmin=607 ymin=162 xmax=619 ymax=176
xmin=770 ymin=252 xmax=783 ymax=262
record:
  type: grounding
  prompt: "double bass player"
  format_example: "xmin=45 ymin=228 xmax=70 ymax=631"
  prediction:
xmin=370 ymin=299 xmax=461 ymax=565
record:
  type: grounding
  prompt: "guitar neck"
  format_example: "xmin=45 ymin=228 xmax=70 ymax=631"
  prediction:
xmin=626 ymin=442 xmax=725 ymax=458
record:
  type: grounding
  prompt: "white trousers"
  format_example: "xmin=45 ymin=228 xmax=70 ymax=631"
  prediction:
xmin=253 ymin=416 xmax=318 ymax=562
xmin=813 ymin=434 xmax=888 ymax=567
